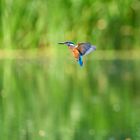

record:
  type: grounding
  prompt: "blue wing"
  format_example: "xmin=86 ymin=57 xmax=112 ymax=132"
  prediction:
xmin=77 ymin=43 xmax=96 ymax=56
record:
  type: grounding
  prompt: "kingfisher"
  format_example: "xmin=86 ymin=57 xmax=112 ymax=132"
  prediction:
xmin=58 ymin=41 xmax=96 ymax=66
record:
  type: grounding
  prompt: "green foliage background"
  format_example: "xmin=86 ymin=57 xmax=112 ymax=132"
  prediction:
xmin=0 ymin=0 xmax=140 ymax=140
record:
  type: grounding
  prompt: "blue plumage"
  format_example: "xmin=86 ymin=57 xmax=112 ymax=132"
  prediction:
xmin=78 ymin=55 xmax=83 ymax=67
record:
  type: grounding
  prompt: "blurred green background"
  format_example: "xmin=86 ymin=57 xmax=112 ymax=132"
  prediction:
xmin=0 ymin=0 xmax=140 ymax=140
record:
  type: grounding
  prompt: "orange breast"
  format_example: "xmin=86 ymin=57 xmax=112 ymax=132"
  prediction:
xmin=72 ymin=48 xmax=80 ymax=60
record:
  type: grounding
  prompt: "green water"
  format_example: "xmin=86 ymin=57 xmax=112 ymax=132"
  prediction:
xmin=0 ymin=58 xmax=140 ymax=140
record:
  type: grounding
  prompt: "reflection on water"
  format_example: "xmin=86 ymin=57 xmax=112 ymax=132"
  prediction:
xmin=0 ymin=58 xmax=140 ymax=140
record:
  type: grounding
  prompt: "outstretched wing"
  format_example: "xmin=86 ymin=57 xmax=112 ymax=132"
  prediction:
xmin=76 ymin=43 xmax=96 ymax=56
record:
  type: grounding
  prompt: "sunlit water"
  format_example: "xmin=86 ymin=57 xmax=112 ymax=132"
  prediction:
xmin=0 ymin=57 xmax=140 ymax=140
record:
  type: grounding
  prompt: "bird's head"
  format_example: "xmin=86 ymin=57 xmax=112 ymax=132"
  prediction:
xmin=58 ymin=41 xmax=75 ymax=47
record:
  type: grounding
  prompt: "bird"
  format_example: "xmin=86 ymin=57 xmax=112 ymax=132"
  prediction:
xmin=58 ymin=41 xmax=96 ymax=66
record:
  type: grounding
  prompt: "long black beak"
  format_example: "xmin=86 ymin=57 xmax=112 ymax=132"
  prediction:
xmin=58 ymin=42 xmax=65 ymax=44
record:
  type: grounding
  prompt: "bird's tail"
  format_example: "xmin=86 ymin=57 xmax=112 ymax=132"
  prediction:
xmin=78 ymin=55 xmax=83 ymax=66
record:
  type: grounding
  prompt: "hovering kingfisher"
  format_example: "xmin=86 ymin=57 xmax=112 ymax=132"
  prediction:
xmin=58 ymin=41 xmax=96 ymax=66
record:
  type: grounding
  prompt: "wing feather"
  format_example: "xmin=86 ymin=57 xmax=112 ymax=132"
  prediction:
xmin=76 ymin=43 xmax=96 ymax=56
